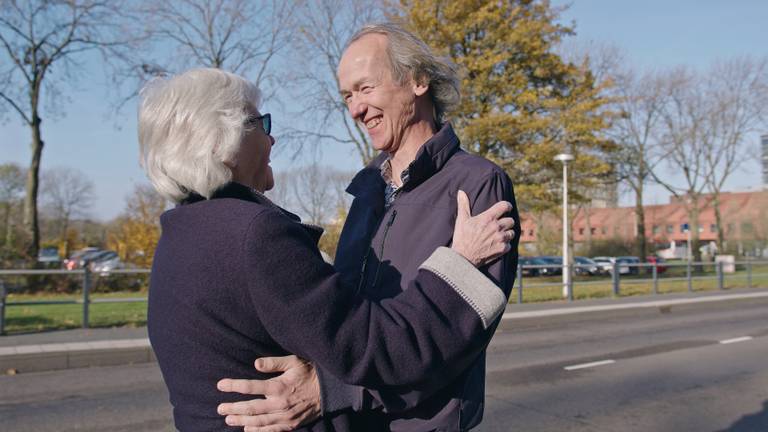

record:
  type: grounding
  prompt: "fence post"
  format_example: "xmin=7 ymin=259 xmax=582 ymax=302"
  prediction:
xmin=652 ymin=264 xmax=658 ymax=295
xmin=717 ymin=261 xmax=724 ymax=291
xmin=516 ymin=263 xmax=523 ymax=304
xmin=0 ymin=280 xmax=6 ymax=336
xmin=747 ymin=260 xmax=753 ymax=289
xmin=686 ymin=260 xmax=693 ymax=292
xmin=82 ymin=267 xmax=91 ymax=329
xmin=612 ymin=262 xmax=620 ymax=297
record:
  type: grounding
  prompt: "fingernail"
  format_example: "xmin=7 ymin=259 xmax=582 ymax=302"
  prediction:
xmin=226 ymin=416 xmax=234 ymax=425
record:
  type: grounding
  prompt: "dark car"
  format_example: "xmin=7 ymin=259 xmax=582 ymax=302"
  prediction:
xmin=537 ymin=256 xmax=564 ymax=276
xmin=519 ymin=257 xmax=555 ymax=277
xmin=616 ymin=256 xmax=641 ymax=275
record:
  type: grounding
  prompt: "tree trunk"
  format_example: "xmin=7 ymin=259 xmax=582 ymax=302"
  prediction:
xmin=24 ymin=114 xmax=43 ymax=259
xmin=2 ymin=202 xmax=12 ymax=251
xmin=634 ymin=182 xmax=648 ymax=261
xmin=712 ymin=191 xmax=725 ymax=254
xmin=584 ymin=205 xmax=593 ymax=253
xmin=689 ymin=196 xmax=702 ymax=262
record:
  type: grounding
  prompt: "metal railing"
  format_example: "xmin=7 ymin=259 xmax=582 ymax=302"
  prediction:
xmin=1 ymin=259 xmax=767 ymax=334
xmin=513 ymin=260 xmax=768 ymax=304
xmin=0 ymin=268 xmax=150 ymax=335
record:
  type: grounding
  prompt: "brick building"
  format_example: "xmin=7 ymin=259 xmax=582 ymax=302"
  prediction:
xmin=519 ymin=190 xmax=768 ymax=257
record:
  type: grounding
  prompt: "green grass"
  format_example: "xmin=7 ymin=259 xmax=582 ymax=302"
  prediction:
xmin=514 ymin=268 xmax=768 ymax=303
xmin=3 ymin=291 xmax=147 ymax=334
xmin=3 ymin=266 xmax=768 ymax=334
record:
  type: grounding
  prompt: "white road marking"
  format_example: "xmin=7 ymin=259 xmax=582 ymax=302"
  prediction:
xmin=719 ymin=336 xmax=753 ymax=345
xmin=564 ymin=359 xmax=616 ymax=371
xmin=503 ymin=292 xmax=768 ymax=320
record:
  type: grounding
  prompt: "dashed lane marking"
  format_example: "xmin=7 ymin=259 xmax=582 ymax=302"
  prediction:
xmin=564 ymin=359 xmax=616 ymax=371
xmin=719 ymin=336 xmax=753 ymax=345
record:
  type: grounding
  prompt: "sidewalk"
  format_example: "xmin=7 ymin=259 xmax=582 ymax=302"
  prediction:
xmin=2 ymin=287 xmax=767 ymax=374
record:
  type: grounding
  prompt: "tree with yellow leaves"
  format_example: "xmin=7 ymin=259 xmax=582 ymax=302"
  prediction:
xmin=398 ymin=0 xmax=616 ymax=213
xmin=107 ymin=184 xmax=167 ymax=268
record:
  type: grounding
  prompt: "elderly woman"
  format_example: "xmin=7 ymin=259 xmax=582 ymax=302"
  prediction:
xmin=140 ymin=68 xmax=515 ymax=432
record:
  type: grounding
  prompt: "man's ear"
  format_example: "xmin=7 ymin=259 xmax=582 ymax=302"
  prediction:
xmin=413 ymin=79 xmax=429 ymax=97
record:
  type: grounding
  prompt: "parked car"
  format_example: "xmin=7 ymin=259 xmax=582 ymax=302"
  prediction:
xmin=37 ymin=247 xmax=61 ymax=266
xmin=91 ymin=254 xmax=129 ymax=276
xmin=592 ymin=256 xmax=615 ymax=274
xmin=574 ymin=256 xmax=602 ymax=275
xmin=646 ymin=255 xmax=668 ymax=274
xmin=87 ymin=251 xmax=119 ymax=272
xmin=537 ymin=256 xmax=563 ymax=275
xmin=519 ymin=257 xmax=556 ymax=276
xmin=616 ymin=256 xmax=641 ymax=275
xmin=64 ymin=248 xmax=101 ymax=270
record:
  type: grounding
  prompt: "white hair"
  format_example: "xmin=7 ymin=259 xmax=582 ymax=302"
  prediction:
xmin=348 ymin=23 xmax=460 ymax=123
xmin=138 ymin=68 xmax=262 ymax=203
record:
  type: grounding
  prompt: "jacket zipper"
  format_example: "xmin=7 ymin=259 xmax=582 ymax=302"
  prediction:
xmin=356 ymin=208 xmax=397 ymax=295
xmin=370 ymin=209 xmax=397 ymax=291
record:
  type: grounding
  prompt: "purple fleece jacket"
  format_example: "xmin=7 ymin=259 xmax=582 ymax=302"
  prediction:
xmin=147 ymin=182 xmax=507 ymax=431
xmin=319 ymin=123 xmax=520 ymax=431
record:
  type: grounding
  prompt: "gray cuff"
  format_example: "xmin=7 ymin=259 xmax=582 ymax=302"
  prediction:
xmin=316 ymin=365 xmax=363 ymax=414
xmin=420 ymin=246 xmax=506 ymax=329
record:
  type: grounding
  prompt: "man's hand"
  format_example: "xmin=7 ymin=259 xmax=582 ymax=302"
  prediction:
xmin=217 ymin=355 xmax=321 ymax=432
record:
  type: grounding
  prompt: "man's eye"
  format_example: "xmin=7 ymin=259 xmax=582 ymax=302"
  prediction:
xmin=361 ymin=86 xmax=372 ymax=93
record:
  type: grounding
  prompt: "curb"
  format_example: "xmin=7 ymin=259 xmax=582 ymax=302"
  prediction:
xmin=3 ymin=290 xmax=767 ymax=375
xmin=502 ymin=291 xmax=768 ymax=320
xmin=0 ymin=339 xmax=154 ymax=374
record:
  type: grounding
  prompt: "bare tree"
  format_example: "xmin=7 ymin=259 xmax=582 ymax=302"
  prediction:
xmin=0 ymin=0 xmax=136 ymax=258
xmin=41 ymin=167 xmax=95 ymax=255
xmin=268 ymin=156 xmax=353 ymax=226
xmin=282 ymin=0 xmax=384 ymax=164
xmin=611 ymin=69 xmax=669 ymax=260
xmin=651 ymin=68 xmax=711 ymax=262
xmin=703 ymin=57 xmax=768 ymax=251
xmin=0 ymin=163 xmax=26 ymax=254
xmin=138 ymin=0 xmax=296 ymax=101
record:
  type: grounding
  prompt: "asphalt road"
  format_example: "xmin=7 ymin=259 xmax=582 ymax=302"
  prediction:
xmin=1 ymin=298 xmax=766 ymax=432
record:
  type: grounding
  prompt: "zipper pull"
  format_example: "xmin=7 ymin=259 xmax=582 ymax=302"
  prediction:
xmin=386 ymin=209 xmax=397 ymax=227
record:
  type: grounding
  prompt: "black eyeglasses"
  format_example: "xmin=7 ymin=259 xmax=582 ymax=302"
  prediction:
xmin=247 ymin=113 xmax=271 ymax=136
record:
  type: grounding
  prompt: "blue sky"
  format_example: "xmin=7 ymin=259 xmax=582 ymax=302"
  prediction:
xmin=2 ymin=0 xmax=767 ymax=220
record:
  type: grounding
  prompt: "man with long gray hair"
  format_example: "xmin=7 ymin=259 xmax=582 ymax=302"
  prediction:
xmin=217 ymin=23 xmax=520 ymax=431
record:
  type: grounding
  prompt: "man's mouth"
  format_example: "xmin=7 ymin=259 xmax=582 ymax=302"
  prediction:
xmin=365 ymin=117 xmax=382 ymax=130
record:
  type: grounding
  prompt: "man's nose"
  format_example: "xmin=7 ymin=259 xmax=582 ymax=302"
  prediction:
xmin=349 ymin=96 xmax=366 ymax=120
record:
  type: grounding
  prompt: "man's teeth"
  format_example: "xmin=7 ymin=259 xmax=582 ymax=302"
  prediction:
xmin=366 ymin=118 xmax=382 ymax=129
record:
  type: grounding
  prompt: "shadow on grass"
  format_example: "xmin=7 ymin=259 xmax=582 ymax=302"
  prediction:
xmin=717 ymin=400 xmax=768 ymax=432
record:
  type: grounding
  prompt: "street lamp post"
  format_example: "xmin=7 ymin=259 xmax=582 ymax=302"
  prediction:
xmin=555 ymin=153 xmax=574 ymax=299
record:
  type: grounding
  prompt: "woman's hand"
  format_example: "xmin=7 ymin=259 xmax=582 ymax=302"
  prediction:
xmin=451 ymin=190 xmax=516 ymax=267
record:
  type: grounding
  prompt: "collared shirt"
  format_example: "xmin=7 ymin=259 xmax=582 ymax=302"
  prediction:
xmin=379 ymin=157 xmax=410 ymax=208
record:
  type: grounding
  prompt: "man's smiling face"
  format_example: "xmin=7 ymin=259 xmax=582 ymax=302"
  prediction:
xmin=337 ymin=33 xmax=421 ymax=154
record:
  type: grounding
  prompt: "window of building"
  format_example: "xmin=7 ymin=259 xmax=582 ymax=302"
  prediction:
xmin=652 ymin=225 xmax=660 ymax=234
xmin=579 ymin=228 xmax=584 ymax=235
xmin=741 ymin=222 xmax=754 ymax=234
xmin=710 ymin=224 xmax=717 ymax=233
xmin=529 ymin=229 xmax=534 ymax=237
xmin=591 ymin=228 xmax=596 ymax=235
xmin=666 ymin=225 xmax=673 ymax=234
xmin=601 ymin=227 xmax=607 ymax=235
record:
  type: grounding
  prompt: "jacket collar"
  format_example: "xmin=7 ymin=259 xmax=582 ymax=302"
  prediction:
xmin=347 ymin=122 xmax=461 ymax=199
xmin=181 ymin=182 xmax=304 ymax=224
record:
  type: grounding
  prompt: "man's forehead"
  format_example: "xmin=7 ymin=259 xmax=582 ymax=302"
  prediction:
xmin=337 ymin=34 xmax=390 ymax=84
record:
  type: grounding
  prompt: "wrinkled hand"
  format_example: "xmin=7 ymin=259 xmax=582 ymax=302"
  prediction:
xmin=217 ymin=355 xmax=321 ymax=432
xmin=451 ymin=190 xmax=516 ymax=267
